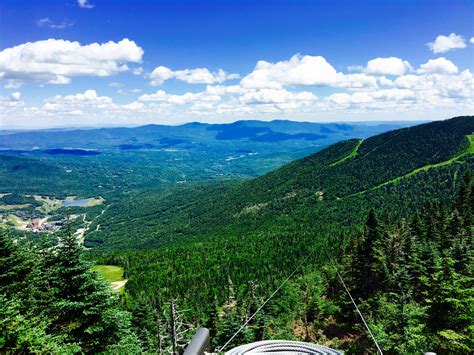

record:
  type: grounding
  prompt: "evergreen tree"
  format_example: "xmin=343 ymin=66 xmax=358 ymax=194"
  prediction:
xmin=0 ymin=227 xmax=142 ymax=353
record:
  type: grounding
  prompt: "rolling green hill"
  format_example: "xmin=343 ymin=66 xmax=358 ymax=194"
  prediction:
xmin=87 ymin=116 xmax=473 ymax=250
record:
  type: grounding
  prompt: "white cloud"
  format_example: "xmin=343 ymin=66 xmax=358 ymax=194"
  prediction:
xmin=149 ymin=66 xmax=239 ymax=85
xmin=122 ymin=101 xmax=144 ymax=110
xmin=327 ymin=89 xmax=416 ymax=110
xmin=43 ymin=90 xmax=113 ymax=112
xmin=365 ymin=57 xmax=412 ymax=76
xmin=77 ymin=0 xmax=94 ymax=9
xmin=4 ymin=80 xmax=22 ymax=89
xmin=394 ymin=70 xmax=473 ymax=100
xmin=471 ymin=37 xmax=474 ymax=44
xmin=190 ymin=102 xmax=215 ymax=111
xmin=2 ymin=49 xmax=473 ymax=127
xmin=132 ymin=67 xmax=143 ymax=75
xmin=427 ymin=33 xmax=467 ymax=53
xmin=378 ymin=76 xmax=394 ymax=86
xmin=204 ymin=84 xmax=247 ymax=95
xmin=417 ymin=57 xmax=458 ymax=74
xmin=240 ymin=54 xmax=377 ymax=89
xmin=240 ymin=54 xmax=338 ymax=89
xmin=139 ymin=89 xmax=221 ymax=104
xmin=239 ymin=88 xmax=317 ymax=104
xmin=109 ymin=82 xmax=125 ymax=87
xmin=36 ymin=18 xmax=74 ymax=29
xmin=393 ymin=74 xmax=421 ymax=89
xmin=0 ymin=38 xmax=143 ymax=86
xmin=347 ymin=65 xmax=364 ymax=72
xmin=118 ymin=88 xmax=143 ymax=95
xmin=148 ymin=66 xmax=173 ymax=85
xmin=340 ymin=73 xmax=378 ymax=88
xmin=11 ymin=92 xmax=21 ymax=101
xmin=49 ymin=76 xmax=71 ymax=84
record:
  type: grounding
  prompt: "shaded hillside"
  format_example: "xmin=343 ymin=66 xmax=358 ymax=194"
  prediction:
xmin=86 ymin=116 xmax=473 ymax=250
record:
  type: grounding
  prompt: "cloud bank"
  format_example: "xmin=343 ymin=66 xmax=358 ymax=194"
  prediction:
xmin=0 ymin=38 xmax=143 ymax=87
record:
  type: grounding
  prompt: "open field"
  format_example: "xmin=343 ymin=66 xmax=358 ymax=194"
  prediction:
xmin=91 ymin=264 xmax=127 ymax=292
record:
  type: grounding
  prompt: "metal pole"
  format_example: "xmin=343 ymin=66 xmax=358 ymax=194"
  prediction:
xmin=184 ymin=328 xmax=210 ymax=355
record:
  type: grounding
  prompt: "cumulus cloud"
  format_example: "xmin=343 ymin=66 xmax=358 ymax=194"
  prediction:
xmin=149 ymin=66 xmax=239 ymax=85
xmin=239 ymin=88 xmax=316 ymax=104
xmin=11 ymin=92 xmax=21 ymax=101
xmin=2 ymin=48 xmax=473 ymax=127
xmin=417 ymin=57 xmax=458 ymax=75
xmin=122 ymin=101 xmax=144 ymax=110
xmin=328 ymin=89 xmax=416 ymax=108
xmin=240 ymin=54 xmax=377 ymax=89
xmin=0 ymin=38 xmax=143 ymax=86
xmin=394 ymin=70 xmax=473 ymax=99
xmin=139 ymin=89 xmax=221 ymax=104
xmin=365 ymin=57 xmax=412 ymax=76
xmin=77 ymin=0 xmax=94 ymax=9
xmin=347 ymin=65 xmax=364 ymax=72
xmin=205 ymin=85 xmax=247 ymax=96
xmin=42 ymin=90 xmax=113 ymax=113
xmin=36 ymin=18 xmax=74 ymax=29
xmin=471 ymin=37 xmax=474 ymax=44
xmin=241 ymin=55 xmax=338 ymax=88
xmin=427 ymin=33 xmax=467 ymax=53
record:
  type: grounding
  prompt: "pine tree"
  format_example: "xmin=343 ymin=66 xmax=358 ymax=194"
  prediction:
xmin=40 ymin=225 xmax=141 ymax=352
xmin=351 ymin=209 xmax=381 ymax=300
xmin=0 ymin=231 xmax=34 ymax=296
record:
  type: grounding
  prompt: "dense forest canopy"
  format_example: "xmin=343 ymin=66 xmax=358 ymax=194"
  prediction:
xmin=1 ymin=116 xmax=473 ymax=353
xmin=85 ymin=116 xmax=474 ymax=250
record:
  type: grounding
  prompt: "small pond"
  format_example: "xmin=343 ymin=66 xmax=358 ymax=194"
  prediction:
xmin=62 ymin=198 xmax=92 ymax=207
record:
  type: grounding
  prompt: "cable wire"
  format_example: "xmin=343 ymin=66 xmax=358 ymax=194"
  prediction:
xmin=217 ymin=251 xmax=314 ymax=353
xmin=324 ymin=248 xmax=383 ymax=355
xmin=217 ymin=244 xmax=383 ymax=354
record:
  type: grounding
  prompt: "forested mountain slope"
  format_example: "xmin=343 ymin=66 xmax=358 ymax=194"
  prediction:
xmin=91 ymin=116 xmax=473 ymax=353
xmin=3 ymin=116 xmax=472 ymax=353
xmin=87 ymin=116 xmax=473 ymax=250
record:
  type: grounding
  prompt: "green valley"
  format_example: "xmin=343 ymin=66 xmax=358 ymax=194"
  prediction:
xmin=2 ymin=116 xmax=473 ymax=353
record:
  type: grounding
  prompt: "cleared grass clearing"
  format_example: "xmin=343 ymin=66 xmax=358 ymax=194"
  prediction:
xmin=86 ymin=197 xmax=105 ymax=207
xmin=6 ymin=214 xmax=29 ymax=230
xmin=0 ymin=204 xmax=30 ymax=211
xmin=343 ymin=135 xmax=474 ymax=199
xmin=329 ymin=139 xmax=362 ymax=167
xmin=92 ymin=265 xmax=124 ymax=282
xmin=34 ymin=195 xmax=62 ymax=214
xmin=92 ymin=265 xmax=127 ymax=292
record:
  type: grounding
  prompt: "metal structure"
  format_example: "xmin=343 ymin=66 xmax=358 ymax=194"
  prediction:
xmin=226 ymin=340 xmax=343 ymax=354
xmin=183 ymin=328 xmax=342 ymax=354
xmin=183 ymin=328 xmax=210 ymax=355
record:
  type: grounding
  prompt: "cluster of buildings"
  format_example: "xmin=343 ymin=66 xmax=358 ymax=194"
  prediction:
xmin=26 ymin=219 xmax=64 ymax=232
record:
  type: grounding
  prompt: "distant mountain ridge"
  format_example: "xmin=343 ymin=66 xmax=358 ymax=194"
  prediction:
xmin=0 ymin=120 xmax=414 ymax=151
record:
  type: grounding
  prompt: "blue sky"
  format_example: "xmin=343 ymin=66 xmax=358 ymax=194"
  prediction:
xmin=0 ymin=0 xmax=473 ymax=128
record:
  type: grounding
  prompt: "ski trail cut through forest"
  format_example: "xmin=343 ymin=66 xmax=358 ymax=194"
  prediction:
xmin=329 ymin=139 xmax=363 ymax=167
xmin=341 ymin=135 xmax=474 ymax=200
